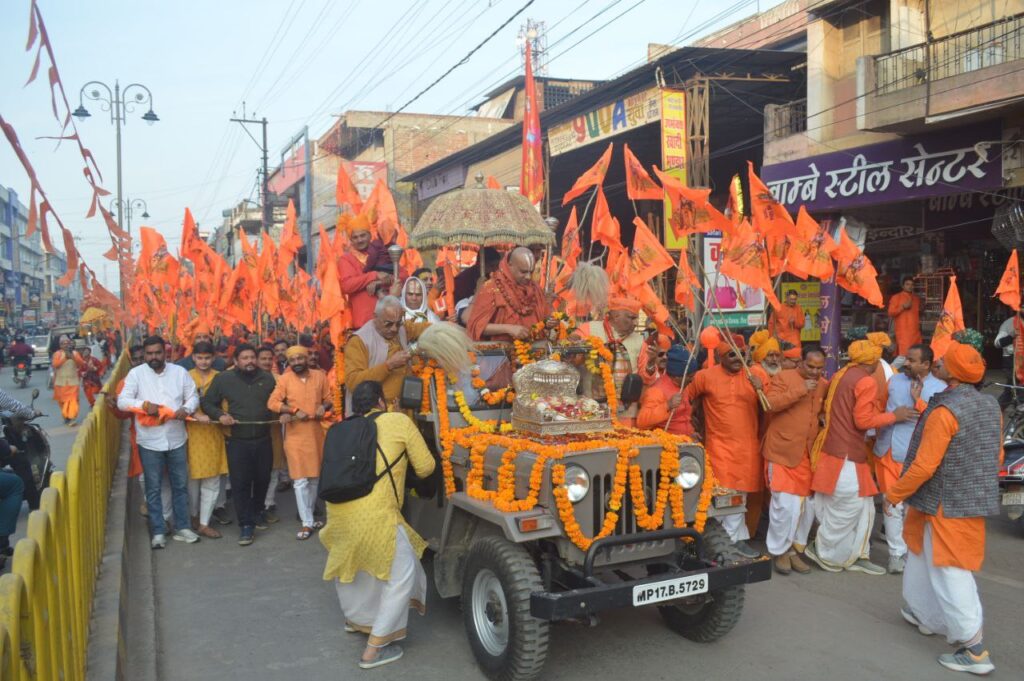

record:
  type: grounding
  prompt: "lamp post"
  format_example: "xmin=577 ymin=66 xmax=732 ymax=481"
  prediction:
xmin=109 ymin=198 xmax=150 ymax=236
xmin=73 ymin=80 xmax=159 ymax=240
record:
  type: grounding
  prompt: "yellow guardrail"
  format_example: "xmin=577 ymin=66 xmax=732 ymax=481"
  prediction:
xmin=0 ymin=350 xmax=130 ymax=680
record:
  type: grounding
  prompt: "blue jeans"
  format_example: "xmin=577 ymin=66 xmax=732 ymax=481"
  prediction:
xmin=138 ymin=444 xmax=190 ymax=536
xmin=0 ymin=471 xmax=24 ymax=540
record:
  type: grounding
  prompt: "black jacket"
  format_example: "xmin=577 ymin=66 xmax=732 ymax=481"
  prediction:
xmin=200 ymin=368 xmax=276 ymax=440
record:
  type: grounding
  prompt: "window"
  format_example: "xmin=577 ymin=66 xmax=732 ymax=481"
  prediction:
xmin=834 ymin=0 xmax=890 ymax=76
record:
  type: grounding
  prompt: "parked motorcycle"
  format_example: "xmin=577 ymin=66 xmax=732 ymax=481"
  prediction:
xmin=0 ymin=389 xmax=52 ymax=509
xmin=11 ymin=359 xmax=30 ymax=389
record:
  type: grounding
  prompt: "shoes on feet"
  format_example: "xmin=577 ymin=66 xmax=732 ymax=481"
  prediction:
xmin=888 ymin=554 xmax=906 ymax=574
xmin=788 ymin=551 xmax=812 ymax=574
xmin=937 ymin=646 xmax=994 ymax=675
xmin=173 ymin=529 xmax=200 ymax=544
xmin=197 ymin=525 xmax=222 ymax=539
xmin=254 ymin=513 xmax=270 ymax=531
xmin=263 ymin=506 xmax=280 ymax=524
xmin=211 ymin=507 xmax=232 ymax=526
xmin=732 ymin=540 xmax=761 ymax=559
xmin=804 ymin=545 xmax=842 ymax=572
xmin=238 ymin=526 xmax=255 ymax=546
xmin=899 ymin=607 xmax=935 ymax=636
xmin=359 ymin=644 xmax=404 ymax=669
xmin=139 ymin=503 xmax=149 ymax=518
xmin=846 ymin=558 xmax=886 ymax=576
xmin=151 ymin=534 xmax=166 ymax=550
xmin=773 ymin=554 xmax=792 ymax=575
xmin=276 ymin=480 xmax=292 ymax=493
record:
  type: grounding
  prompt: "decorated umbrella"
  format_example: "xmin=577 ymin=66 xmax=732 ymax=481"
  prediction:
xmin=410 ymin=173 xmax=555 ymax=250
xmin=78 ymin=306 xmax=110 ymax=325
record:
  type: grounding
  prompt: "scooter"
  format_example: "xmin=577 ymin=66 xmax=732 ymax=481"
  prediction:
xmin=0 ymin=389 xmax=53 ymax=508
xmin=11 ymin=359 xmax=30 ymax=389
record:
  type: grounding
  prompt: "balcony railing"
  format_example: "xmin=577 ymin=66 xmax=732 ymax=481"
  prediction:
xmin=764 ymin=99 xmax=807 ymax=142
xmin=875 ymin=12 xmax=1024 ymax=94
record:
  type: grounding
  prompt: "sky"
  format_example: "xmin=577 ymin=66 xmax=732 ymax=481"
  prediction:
xmin=0 ymin=0 xmax=784 ymax=291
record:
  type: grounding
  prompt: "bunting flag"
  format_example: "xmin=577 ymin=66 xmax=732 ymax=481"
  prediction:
xmin=629 ymin=217 xmax=674 ymax=288
xmin=651 ymin=165 xmax=731 ymax=238
xmin=336 ymin=162 xmax=364 ymax=215
xmin=591 ymin=187 xmax=620 ymax=249
xmin=748 ymin=161 xmax=794 ymax=238
xmin=562 ymin=143 xmax=612 ymax=205
xmin=833 ymin=226 xmax=883 ymax=307
xmin=520 ymin=39 xmax=544 ymax=206
xmin=56 ymin=227 xmax=77 ymax=286
xmin=994 ymin=249 xmax=1021 ymax=311
xmin=931 ymin=275 xmax=965 ymax=359
xmin=787 ymin=207 xmax=837 ymax=281
xmin=623 ymin=144 xmax=662 ymax=201
xmin=561 ymin=206 xmax=581 ymax=270
xmin=718 ymin=220 xmax=782 ymax=310
xmin=674 ymin=248 xmax=700 ymax=311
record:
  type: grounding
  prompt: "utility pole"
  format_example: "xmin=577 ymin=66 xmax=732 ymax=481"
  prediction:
xmin=231 ymin=103 xmax=270 ymax=232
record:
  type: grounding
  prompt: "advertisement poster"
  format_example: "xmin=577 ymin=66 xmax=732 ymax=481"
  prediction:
xmin=702 ymin=232 xmax=765 ymax=328
xmin=780 ymin=281 xmax=821 ymax=342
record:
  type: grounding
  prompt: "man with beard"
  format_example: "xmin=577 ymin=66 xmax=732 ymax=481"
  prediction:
xmin=201 ymin=344 xmax=277 ymax=546
xmin=272 ymin=340 xmax=289 ymax=375
xmin=268 ymin=346 xmax=333 ymax=539
xmin=762 ymin=346 xmax=828 ymax=575
xmin=466 ymin=247 xmax=550 ymax=342
xmin=636 ymin=345 xmax=695 ymax=436
xmin=750 ymin=331 xmax=783 ymax=377
xmin=338 ymin=214 xmax=403 ymax=328
xmin=52 ymin=335 xmax=86 ymax=425
xmin=118 ymin=336 xmax=200 ymax=549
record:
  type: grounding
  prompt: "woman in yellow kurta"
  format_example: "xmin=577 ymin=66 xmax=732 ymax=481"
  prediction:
xmin=51 ymin=337 xmax=85 ymax=424
xmin=187 ymin=344 xmax=228 ymax=538
xmin=319 ymin=380 xmax=435 ymax=669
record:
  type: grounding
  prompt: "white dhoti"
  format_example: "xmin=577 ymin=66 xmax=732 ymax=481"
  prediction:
xmin=902 ymin=523 xmax=983 ymax=645
xmin=883 ymin=502 xmax=907 ymax=559
xmin=188 ymin=476 xmax=221 ymax=526
xmin=766 ymin=489 xmax=815 ymax=557
xmin=719 ymin=512 xmax=750 ymax=542
xmin=811 ymin=459 xmax=873 ymax=568
xmin=335 ymin=526 xmax=427 ymax=647
xmin=294 ymin=477 xmax=320 ymax=527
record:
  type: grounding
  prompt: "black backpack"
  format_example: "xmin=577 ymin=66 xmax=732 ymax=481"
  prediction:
xmin=318 ymin=412 xmax=406 ymax=503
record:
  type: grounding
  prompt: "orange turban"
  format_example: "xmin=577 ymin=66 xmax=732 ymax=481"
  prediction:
xmin=749 ymin=329 xmax=771 ymax=349
xmin=867 ymin=332 xmax=892 ymax=348
xmin=656 ymin=334 xmax=671 ymax=351
xmin=783 ymin=347 xmax=801 ymax=360
xmin=752 ymin=337 xmax=781 ymax=363
xmin=944 ymin=341 xmax=985 ymax=384
xmin=848 ymin=340 xmax=882 ymax=365
xmin=341 ymin=212 xmax=372 ymax=235
xmin=608 ymin=296 xmax=641 ymax=314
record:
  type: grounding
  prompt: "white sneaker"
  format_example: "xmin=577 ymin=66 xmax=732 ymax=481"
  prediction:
xmin=888 ymin=555 xmax=906 ymax=574
xmin=151 ymin=534 xmax=167 ymax=550
xmin=173 ymin=529 xmax=200 ymax=544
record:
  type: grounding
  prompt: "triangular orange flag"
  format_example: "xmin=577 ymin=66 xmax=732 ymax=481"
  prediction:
xmin=718 ymin=220 xmax=782 ymax=310
xmin=651 ymin=165 xmax=731 ymax=238
xmin=591 ymin=187 xmax=621 ymax=249
xmin=994 ymin=249 xmax=1021 ymax=312
xmin=787 ymin=207 xmax=837 ymax=280
xmin=561 ymin=206 xmax=581 ymax=270
xmin=931 ymin=275 xmax=965 ymax=359
xmin=623 ymin=143 xmax=662 ymax=200
xmin=336 ymin=162 xmax=364 ymax=215
xmin=258 ymin=232 xmax=280 ymax=315
xmin=629 ymin=217 xmax=674 ymax=288
xmin=562 ymin=143 xmax=613 ymax=205
xmin=486 ymin=175 xmax=502 ymax=190
xmin=674 ymin=249 xmax=700 ymax=311
xmin=748 ymin=161 xmax=795 ymax=238
xmin=278 ymin=200 xmax=303 ymax=274
xmin=833 ymin=226 xmax=883 ymax=307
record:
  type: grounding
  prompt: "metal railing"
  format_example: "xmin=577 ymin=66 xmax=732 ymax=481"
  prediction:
xmin=0 ymin=350 xmax=129 ymax=680
xmin=764 ymin=99 xmax=807 ymax=142
xmin=875 ymin=12 xmax=1024 ymax=94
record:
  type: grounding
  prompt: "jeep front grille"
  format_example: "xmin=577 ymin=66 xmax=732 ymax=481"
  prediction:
xmin=591 ymin=467 xmax=659 ymax=537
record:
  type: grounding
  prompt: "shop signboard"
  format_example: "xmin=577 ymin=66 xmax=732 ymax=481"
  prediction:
xmin=701 ymin=232 xmax=766 ymax=328
xmin=42 ymin=310 xmax=55 ymax=324
xmin=780 ymin=281 xmax=821 ymax=342
xmin=761 ymin=121 xmax=1003 ymax=211
xmin=660 ymin=89 xmax=688 ymax=250
xmin=548 ymin=87 xmax=661 ymax=157
xmin=416 ymin=163 xmax=466 ymax=200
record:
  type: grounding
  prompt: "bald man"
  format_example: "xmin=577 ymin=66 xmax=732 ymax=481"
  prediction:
xmin=466 ymin=247 xmax=550 ymax=342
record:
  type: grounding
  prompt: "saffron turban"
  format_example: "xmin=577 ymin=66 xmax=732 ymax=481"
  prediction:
xmin=867 ymin=332 xmax=892 ymax=348
xmin=752 ymin=337 xmax=781 ymax=363
xmin=656 ymin=334 xmax=672 ymax=351
xmin=783 ymin=346 xmax=802 ymax=360
xmin=729 ymin=333 xmax=747 ymax=351
xmin=341 ymin=212 xmax=372 ymax=235
xmin=285 ymin=345 xmax=310 ymax=360
xmin=749 ymin=329 xmax=772 ymax=349
xmin=608 ymin=296 xmax=642 ymax=314
xmin=944 ymin=341 xmax=985 ymax=384
xmin=848 ymin=339 xmax=882 ymax=365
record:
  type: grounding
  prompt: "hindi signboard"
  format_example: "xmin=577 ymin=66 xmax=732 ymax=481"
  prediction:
xmin=548 ymin=87 xmax=661 ymax=157
xmin=660 ymin=89 xmax=688 ymax=250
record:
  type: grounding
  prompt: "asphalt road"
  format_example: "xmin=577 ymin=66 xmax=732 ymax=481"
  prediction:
xmin=8 ymin=373 xmax=1024 ymax=680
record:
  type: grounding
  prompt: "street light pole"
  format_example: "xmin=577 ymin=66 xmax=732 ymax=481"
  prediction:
xmin=109 ymin=198 xmax=150 ymax=236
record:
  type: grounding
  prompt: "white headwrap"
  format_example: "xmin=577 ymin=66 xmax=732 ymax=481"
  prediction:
xmin=400 ymin=277 xmax=439 ymax=323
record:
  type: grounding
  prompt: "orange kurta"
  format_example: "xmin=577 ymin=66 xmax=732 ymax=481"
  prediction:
xmin=887 ymin=291 xmax=922 ymax=356
xmin=636 ymin=374 xmax=693 ymax=436
xmin=684 ymin=364 xmax=766 ymax=492
xmin=769 ymin=304 xmax=805 ymax=350
xmin=886 ymin=407 xmax=1001 ymax=572
xmin=52 ymin=350 xmax=85 ymax=420
xmin=338 ymin=250 xmax=381 ymax=329
xmin=267 ymin=369 xmax=333 ymax=479
xmin=466 ymin=263 xmax=549 ymax=342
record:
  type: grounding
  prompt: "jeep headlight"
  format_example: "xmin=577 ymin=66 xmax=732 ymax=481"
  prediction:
xmin=562 ymin=464 xmax=590 ymax=503
xmin=674 ymin=455 xmax=702 ymax=490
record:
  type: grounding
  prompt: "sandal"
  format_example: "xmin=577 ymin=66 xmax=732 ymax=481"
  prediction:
xmin=297 ymin=526 xmax=313 ymax=540
xmin=312 ymin=520 xmax=325 ymax=530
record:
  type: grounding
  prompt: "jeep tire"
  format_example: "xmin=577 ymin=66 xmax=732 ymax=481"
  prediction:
xmin=657 ymin=518 xmax=745 ymax=642
xmin=462 ymin=536 xmax=549 ymax=681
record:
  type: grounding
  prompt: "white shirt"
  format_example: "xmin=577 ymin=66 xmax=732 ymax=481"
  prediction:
xmin=995 ymin=317 xmax=1016 ymax=358
xmin=117 ymin=362 xmax=199 ymax=451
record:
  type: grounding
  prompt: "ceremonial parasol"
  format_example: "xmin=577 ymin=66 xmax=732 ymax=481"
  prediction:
xmin=410 ymin=173 xmax=555 ymax=250
xmin=78 ymin=307 xmax=110 ymax=325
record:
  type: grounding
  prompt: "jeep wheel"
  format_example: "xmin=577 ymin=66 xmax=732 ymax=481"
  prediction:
xmin=658 ymin=519 xmax=745 ymax=642
xmin=462 ymin=536 xmax=549 ymax=681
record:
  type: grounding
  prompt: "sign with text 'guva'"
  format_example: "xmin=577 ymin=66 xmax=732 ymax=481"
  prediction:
xmin=548 ymin=87 xmax=661 ymax=157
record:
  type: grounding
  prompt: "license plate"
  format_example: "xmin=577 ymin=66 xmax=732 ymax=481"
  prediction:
xmin=633 ymin=573 xmax=708 ymax=606
xmin=1002 ymin=491 xmax=1024 ymax=506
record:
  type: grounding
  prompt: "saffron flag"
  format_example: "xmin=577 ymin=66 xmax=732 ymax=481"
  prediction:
xmin=651 ymin=166 xmax=731 ymax=237
xmin=931 ymin=275 xmax=965 ymax=359
xmin=718 ymin=220 xmax=782 ymax=310
xmin=336 ymin=162 xmax=364 ymax=215
xmin=674 ymin=249 xmax=700 ymax=311
xmin=520 ymin=39 xmax=544 ymax=206
xmin=623 ymin=144 xmax=661 ymax=201
xmin=562 ymin=143 xmax=612 ymax=205
xmin=833 ymin=226 xmax=883 ymax=307
xmin=56 ymin=227 xmax=77 ymax=287
xmin=591 ymin=187 xmax=620 ymax=249
xmin=605 ymin=244 xmax=631 ymax=297
xmin=561 ymin=206 xmax=581 ymax=270
xmin=278 ymin=200 xmax=303 ymax=274
xmin=787 ymin=207 xmax=837 ymax=281
xmin=748 ymin=161 xmax=794 ymax=238
xmin=137 ymin=226 xmax=180 ymax=289
xmin=994 ymin=249 xmax=1021 ymax=312
xmin=180 ymin=207 xmax=202 ymax=264
xmin=629 ymin=217 xmax=674 ymax=288
xmin=363 ymin=179 xmax=400 ymax=244
xmin=486 ymin=175 xmax=502 ymax=189
xmin=258 ymin=232 xmax=280 ymax=315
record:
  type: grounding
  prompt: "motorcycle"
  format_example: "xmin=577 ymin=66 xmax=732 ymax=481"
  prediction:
xmin=0 ymin=389 xmax=53 ymax=509
xmin=11 ymin=359 xmax=30 ymax=389
xmin=1000 ymin=442 xmax=1024 ymax=526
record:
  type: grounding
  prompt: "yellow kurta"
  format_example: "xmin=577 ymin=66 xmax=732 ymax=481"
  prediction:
xmin=52 ymin=350 xmax=84 ymax=420
xmin=343 ymin=322 xmax=427 ymax=409
xmin=320 ymin=411 xmax=436 ymax=583
xmin=267 ymin=369 xmax=333 ymax=479
xmin=186 ymin=368 xmax=228 ymax=479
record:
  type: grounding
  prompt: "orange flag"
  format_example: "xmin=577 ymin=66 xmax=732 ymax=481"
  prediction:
xmin=674 ymin=249 xmax=700 ymax=311
xmin=258 ymin=232 xmax=280 ymax=315
xmin=629 ymin=217 xmax=674 ymax=288
xmin=651 ymin=166 xmax=731 ymax=238
xmin=605 ymin=244 xmax=631 ymax=297
xmin=319 ymin=257 xmax=349 ymax=343
xmin=833 ymin=226 xmax=883 ymax=307
xmin=180 ymin=207 xmax=203 ymax=264
xmin=137 ymin=226 xmax=180 ymax=290
xmin=994 ymin=249 xmax=1021 ymax=312
xmin=235 ymin=227 xmax=260 ymax=292
xmin=591 ymin=187 xmax=621 ymax=249
xmin=363 ymin=179 xmax=400 ymax=244
xmin=931 ymin=275 xmax=965 ymax=359
xmin=787 ymin=207 xmax=837 ymax=280
xmin=562 ymin=143 xmax=613 ymax=205
xmin=336 ymin=162 xmax=364 ymax=214
xmin=561 ymin=206 xmax=581 ymax=270
xmin=719 ymin=220 xmax=782 ymax=310
xmin=486 ymin=175 xmax=502 ymax=189
xmin=520 ymin=39 xmax=544 ymax=206
xmin=623 ymin=143 xmax=661 ymax=201
xmin=278 ymin=200 xmax=303 ymax=274
xmin=748 ymin=161 xmax=794 ymax=238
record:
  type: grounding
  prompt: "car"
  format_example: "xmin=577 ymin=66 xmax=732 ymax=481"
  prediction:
xmin=46 ymin=326 xmax=87 ymax=355
xmin=28 ymin=335 xmax=50 ymax=370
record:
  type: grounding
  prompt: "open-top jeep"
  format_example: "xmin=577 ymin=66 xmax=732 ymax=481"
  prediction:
xmin=400 ymin=343 xmax=770 ymax=681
